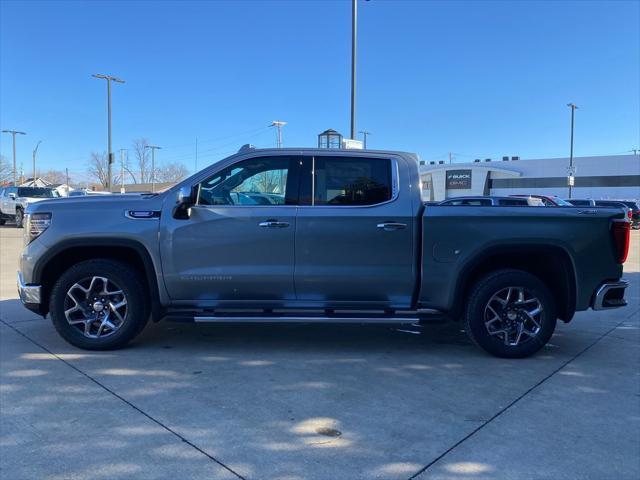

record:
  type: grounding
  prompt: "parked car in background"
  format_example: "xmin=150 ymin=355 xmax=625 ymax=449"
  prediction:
xmin=594 ymin=200 xmax=636 ymax=228
xmin=0 ymin=186 xmax=60 ymax=227
xmin=564 ymin=199 xmax=595 ymax=207
xmin=68 ymin=189 xmax=112 ymax=197
xmin=511 ymin=194 xmax=573 ymax=206
xmin=438 ymin=196 xmax=544 ymax=206
xmin=18 ymin=148 xmax=630 ymax=358
xmin=615 ymin=200 xmax=640 ymax=229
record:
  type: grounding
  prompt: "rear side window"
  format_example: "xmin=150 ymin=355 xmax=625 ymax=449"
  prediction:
xmin=313 ymin=157 xmax=392 ymax=206
xmin=498 ymin=199 xmax=528 ymax=206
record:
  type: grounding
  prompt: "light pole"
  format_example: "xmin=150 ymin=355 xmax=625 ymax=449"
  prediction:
xmin=270 ymin=121 xmax=287 ymax=148
xmin=350 ymin=0 xmax=357 ymax=140
xmin=92 ymin=74 xmax=125 ymax=192
xmin=32 ymin=140 xmax=42 ymax=183
xmin=567 ymin=103 xmax=578 ymax=199
xmin=145 ymin=145 xmax=161 ymax=192
xmin=2 ymin=130 xmax=26 ymax=185
xmin=119 ymin=148 xmax=127 ymax=194
xmin=358 ymin=130 xmax=371 ymax=149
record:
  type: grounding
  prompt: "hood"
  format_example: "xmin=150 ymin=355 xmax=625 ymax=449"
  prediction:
xmin=26 ymin=192 xmax=167 ymax=215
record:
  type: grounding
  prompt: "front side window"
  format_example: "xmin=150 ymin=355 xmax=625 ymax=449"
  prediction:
xmin=197 ymin=156 xmax=292 ymax=206
xmin=313 ymin=157 xmax=392 ymax=206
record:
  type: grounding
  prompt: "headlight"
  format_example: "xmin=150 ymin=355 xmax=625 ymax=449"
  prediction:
xmin=24 ymin=212 xmax=52 ymax=245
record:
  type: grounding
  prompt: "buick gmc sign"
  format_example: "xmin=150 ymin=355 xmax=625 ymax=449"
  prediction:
xmin=446 ymin=170 xmax=472 ymax=189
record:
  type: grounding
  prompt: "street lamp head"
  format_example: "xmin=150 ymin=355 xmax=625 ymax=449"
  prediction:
xmin=567 ymin=103 xmax=578 ymax=109
xmin=93 ymin=73 xmax=125 ymax=83
xmin=2 ymin=130 xmax=26 ymax=135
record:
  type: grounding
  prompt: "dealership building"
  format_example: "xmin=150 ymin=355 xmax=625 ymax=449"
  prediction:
xmin=419 ymin=154 xmax=640 ymax=202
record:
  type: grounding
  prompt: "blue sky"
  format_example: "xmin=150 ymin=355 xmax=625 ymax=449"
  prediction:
xmin=1 ymin=0 xmax=638 ymax=180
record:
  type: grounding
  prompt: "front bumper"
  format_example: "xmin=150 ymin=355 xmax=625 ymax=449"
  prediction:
xmin=17 ymin=271 xmax=43 ymax=314
xmin=592 ymin=280 xmax=628 ymax=310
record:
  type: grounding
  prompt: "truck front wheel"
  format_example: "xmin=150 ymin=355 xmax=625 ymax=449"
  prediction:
xmin=15 ymin=208 xmax=24 ymax=228
xmin=49 ymin=259 xmax=149 ymax=350
xmin=464 ymin=269 xmax=557 ymax=358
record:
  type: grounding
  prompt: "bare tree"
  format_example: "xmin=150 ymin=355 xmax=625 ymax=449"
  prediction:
xmin=0 ymin=155 xmax=11 ymax=184
xmin=87 ymin=152 xmax=109 ymax=188
xmin=132 ymin=138 xmax=149 ymax=184
xmin=42 ymin=170 xmax=68 ymax=185
xmin=155 ymin=162 xmax=189 ymax=183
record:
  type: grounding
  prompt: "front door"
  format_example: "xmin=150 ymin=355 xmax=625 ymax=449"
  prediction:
xmin=294 ymin=155 xmax=416 ymax=309
xmin=160 ymin=155 xmax=300 ymax=304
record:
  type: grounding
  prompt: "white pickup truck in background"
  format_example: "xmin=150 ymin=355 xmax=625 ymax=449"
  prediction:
xmin=0 ymin=186 xmax=60 ymax=227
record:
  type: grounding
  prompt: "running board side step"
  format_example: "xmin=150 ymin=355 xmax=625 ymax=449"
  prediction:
xmin=162 ymin=310 xmax=448 ymax=325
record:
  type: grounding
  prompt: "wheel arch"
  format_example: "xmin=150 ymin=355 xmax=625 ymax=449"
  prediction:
xmin=453 ymin=243 xmax=577 ymax=323
xmin=34 ymin=238 xmax=163 ymax=320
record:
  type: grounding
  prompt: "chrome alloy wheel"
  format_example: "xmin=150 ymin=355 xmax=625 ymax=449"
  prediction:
xmin=64 ymin=276 xmax=128 ymax=339
xmin=484 ymin=286 xmax=543 ymax=347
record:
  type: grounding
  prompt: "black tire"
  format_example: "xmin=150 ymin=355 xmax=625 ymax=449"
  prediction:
xmin=15 ymin=208 xmax=24 ymax=228
xmin=49 ymin=259 xmax=149 ymax=350
xmin=0 ymin=219 xmax=6 ymax=225
xmin=464 ymin=269 xmax=557 ymax=358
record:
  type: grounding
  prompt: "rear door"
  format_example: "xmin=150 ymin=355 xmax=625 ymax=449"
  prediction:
xmin=294 ymin=154 xmax=415 ymax=309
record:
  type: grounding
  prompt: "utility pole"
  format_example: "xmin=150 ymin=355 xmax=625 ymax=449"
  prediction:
xmin=92 ymin=74 xmax=125 ymax=193
xmin=2 ymin=129 xmax=26 ymax=186
xmin=32 ymin=140 xmax=42 ymax=183
xmin=350 ymin=0 xmax=357 ymax=140
xmin=145 ymin=145 xmax=161 ymax=193
xmin=119 ymin=149 xmax=127 ymax=193
xmin=567 ymin=103 xmax=578 ymax=199
xmin=358 ymin=130 xmax=371 ymax=149
xmin=448 ymin=152 xmax=453 ymax=164
xmin=65 ymin=168 xmax=69 ymax=192
xmin=270 ymin=121 xmax=287 ymax=148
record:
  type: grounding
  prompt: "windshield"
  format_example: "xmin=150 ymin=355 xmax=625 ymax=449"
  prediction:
xmin=553 ymin=197 xmax=573 ymax=206
xmin=17 ymin=187 xmax=59 ymax=198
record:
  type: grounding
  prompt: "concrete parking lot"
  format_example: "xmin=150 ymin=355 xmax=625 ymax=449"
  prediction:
xmin=1 ymin=225 xmax=638 ymax=480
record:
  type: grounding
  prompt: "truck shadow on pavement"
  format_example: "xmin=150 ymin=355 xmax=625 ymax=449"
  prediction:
xmin=1 ymin=269 xmax=638 ymax=480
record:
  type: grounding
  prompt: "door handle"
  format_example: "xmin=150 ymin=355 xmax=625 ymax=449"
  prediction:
xmin=377 ymin=222 xmax=407 ymax=231
xmin=259 ymin=220 xmax=290 ymax=228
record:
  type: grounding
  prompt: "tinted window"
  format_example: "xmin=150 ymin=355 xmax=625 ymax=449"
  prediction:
xmin=313 ymin=157 xmax=392 ymax=206
xmin=595 ymin=201 xmax=624 ymax=208
xmin=17 ymin=187 xmax=57 ymax=198
xmin=443 ymin=198 xmax=491 ymax=206
xmin=498 ymin=199 xmax=529 ymax=206
xmin=567 ymin=199 xmax=590 ymax=206
xmin=198 ymin=156 xmax=293 ymax=206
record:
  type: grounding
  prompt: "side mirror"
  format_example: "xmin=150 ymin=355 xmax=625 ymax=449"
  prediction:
xmin=173 ymin=185 xmax=198 ymax=219
xmin=8 ymin=193 xmax=16 ymax=200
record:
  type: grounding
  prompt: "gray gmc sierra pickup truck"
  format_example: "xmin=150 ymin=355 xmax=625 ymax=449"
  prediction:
xmin=18 ymin=148 xmax=630 ymax=357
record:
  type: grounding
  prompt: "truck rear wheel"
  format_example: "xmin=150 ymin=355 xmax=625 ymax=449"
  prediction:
xmin=464 ymin=269 xmax=557 ymax=358
xmin=49 ymin=259 xmax=149 ymax=350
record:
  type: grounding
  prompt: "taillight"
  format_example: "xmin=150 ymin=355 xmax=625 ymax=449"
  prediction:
xmin=628 ymin=210 xmax=633 ymax=220
xmin=611 ymin=220 xmax=630 ymax=264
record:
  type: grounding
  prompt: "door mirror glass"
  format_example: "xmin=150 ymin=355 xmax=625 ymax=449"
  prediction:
xmin=8 ymin=193 xmax=16 ymax=200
